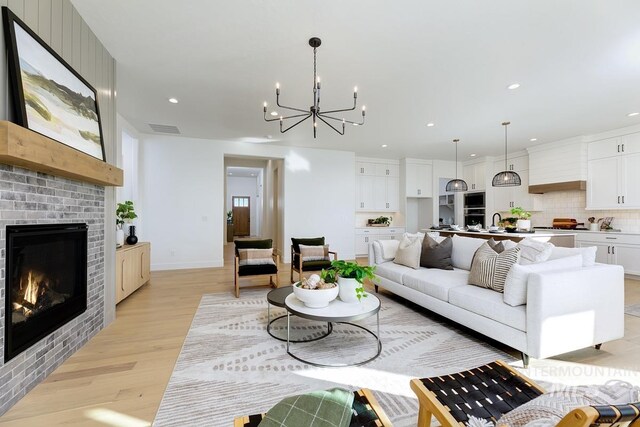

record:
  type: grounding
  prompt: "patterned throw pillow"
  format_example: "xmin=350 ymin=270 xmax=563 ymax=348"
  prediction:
xmin=468 ymin=242 xmax=520 ymax=292
xmin=393 ymin=235 xmax=422 ymax=269
xmin=299 ymin=244 xmax=330 ymax=262
xmin=238 ymin=248 xmax=275 ymax=266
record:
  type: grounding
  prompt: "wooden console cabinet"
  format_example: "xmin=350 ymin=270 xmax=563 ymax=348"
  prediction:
xmin=116 ymin=242 xmax=151 ymax=303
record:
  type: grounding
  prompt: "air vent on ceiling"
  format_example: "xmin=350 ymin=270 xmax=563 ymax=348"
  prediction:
xmin=148 ymin=123 xmax=180 ymax=134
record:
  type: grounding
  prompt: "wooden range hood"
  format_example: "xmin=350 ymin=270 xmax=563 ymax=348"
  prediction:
xmin=0 ymin=120 xmax=123 ymax=186
xmin=528 ymin=180 xmax=586 ymax=194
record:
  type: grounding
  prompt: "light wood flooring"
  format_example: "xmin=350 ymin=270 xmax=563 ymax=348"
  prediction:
xmin=1 ymin=245 xmax=640 ymax=426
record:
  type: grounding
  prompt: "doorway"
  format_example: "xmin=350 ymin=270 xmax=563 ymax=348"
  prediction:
xmin=232 ymin=196 xmax=251 ymax=237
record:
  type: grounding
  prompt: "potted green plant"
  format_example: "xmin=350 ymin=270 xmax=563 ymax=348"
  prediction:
xmin=500 ymin=217 xmax=518 ymax=233
xmin=227 ymin=210 xmax=233 ymax=224
xmin=328 ymin=260 xmax=377 ymax=303
xmin=510 ymin=206 xmax=532 ymax=231
xmin=369 ymin=216 xmax=392 ymax=226
xmin=116 ymin=201 xmax=137 ymax=247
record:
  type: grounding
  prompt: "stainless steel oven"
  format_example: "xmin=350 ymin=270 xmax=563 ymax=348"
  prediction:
xmin=464 ymin=192 xmax=485 ymax=227
xmin=464 ymin=192 xmax=485 ymax=208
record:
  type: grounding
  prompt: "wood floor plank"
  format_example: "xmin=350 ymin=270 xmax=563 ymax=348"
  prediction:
xmin=0 ymin=243 xmax=638 ymax=425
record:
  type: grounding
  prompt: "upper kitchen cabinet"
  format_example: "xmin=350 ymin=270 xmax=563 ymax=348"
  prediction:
xmin=587 ymin=132 xmax=640 ymax=209
xmin=462 ymin=162 xmax=487 ymax=192
xmin=527 ymin=140 xmax=587 ymax=192
xmin=404 ymin=160 xmax=433 ymax=198
xmin=355 ymin=158 xmax=400 ymax=212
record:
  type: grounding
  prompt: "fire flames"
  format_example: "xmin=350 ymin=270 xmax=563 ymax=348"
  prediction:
xmin=12 ymin=271 xmax=46 ymax=318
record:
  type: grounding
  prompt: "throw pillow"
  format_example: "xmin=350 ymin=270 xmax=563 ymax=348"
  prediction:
xmin=487 ymin=238 xmax=505 ymax=254
xmin=393 ymin=235 xmax=422 ymax=269
xmin=497 ymin=381 xmax=640 ymax=427
xmin=468 ymin=242 xmax=520 ymax=292
xmin=517 ymin=239 xmax=554 ymax=265
xmin=451 ymin=235 xmax=487 ymax=270
xmin=547 ymin=245 xmax=597 ymax=267
xmin=503 ymin=254 xmax=583 ymax=306
xmin=379 ymin=239 xmax=400 ymax=260
xmin=403 ymin=231 xmax=426 ymax=242
xmin=420 ymin=236 xmax=453 ymax=270
xmin=238 ymin=248 xmax=275 ymax=266
xmin=299 ymin=244 xmax=329 ymax=262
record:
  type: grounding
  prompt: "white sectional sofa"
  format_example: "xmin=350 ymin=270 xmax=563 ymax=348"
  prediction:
xmin=369 ymin=235 xmax=625 ymax=366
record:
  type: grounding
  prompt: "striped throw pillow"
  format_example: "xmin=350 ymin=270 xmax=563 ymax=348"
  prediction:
xmin=238 ymin=248 xmax=275 ymax=266
xmin=468 ymin=242 xmax=520 ymax=292
xmin=299 ymin=244 xmax=330 ymax=262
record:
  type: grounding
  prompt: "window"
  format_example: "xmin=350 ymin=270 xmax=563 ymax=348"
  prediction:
xmin=233 ymin=197 xmax=249 ymax=207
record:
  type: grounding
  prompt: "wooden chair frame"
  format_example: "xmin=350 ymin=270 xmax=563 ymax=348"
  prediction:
xmin=233 ymin=388 xmax=392 ymax=427
xmin=411 ymin=360 xmax=640 ymax=427
xmin=234 ymin=249 xmax=280 ymax=298
xmin=289 ymin=245 xmax=337 ymax=283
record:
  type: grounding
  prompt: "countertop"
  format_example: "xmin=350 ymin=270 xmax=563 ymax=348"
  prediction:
xmin=423 ymin=229 xmax=576 ymax=238
xmin=533 ymin=228 xmax=640 ymax=236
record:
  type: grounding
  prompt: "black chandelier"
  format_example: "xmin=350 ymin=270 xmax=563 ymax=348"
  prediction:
xmin=446 ymin=139 xmax=468 ymax=192
xmin=492 ymin=121 xmax=522 ymax=187
xmin=263 ymin=37 xmax=365 ymax=138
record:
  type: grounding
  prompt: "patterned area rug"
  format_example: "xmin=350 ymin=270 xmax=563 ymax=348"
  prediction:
xmin=625 ymin=304 xmax=640 ymax=318
xmin=153 ymin=290 xmax=515 ymax=426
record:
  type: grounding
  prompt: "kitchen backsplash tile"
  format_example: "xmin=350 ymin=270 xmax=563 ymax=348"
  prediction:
xmin=530 ymin=190 xmax=640 ymax=232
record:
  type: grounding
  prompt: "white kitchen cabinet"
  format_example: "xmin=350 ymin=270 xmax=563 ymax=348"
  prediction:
xmin=356 ymin=159 xmax=400 ymax=212
xmin=492 ymin=157 xmax=540 ymax=212
xmin=587 ymin=152 xmax=640 ymax=209
xmin=405 ymin=162 xmax=432 ymax=198
xmin=588 ymin=135 xmax=640 ymax=160
xmin=576 ymin=233 xmax=640 ymax=276
xmin=462 ymin=163 xmax=486 ymax=192
xmin=355 ymin=227 xmax=405 ymax=255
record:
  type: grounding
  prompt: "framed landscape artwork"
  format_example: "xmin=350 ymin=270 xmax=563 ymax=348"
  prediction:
xmin=2 ymin=7 xmax=105 ymax=161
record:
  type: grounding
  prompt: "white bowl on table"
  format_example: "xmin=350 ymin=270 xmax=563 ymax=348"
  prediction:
xmin=292 ymin=282 xmax=339 ymax=308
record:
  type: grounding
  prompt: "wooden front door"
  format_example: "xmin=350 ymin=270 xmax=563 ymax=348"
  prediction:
xmin=232 ymin=196 xmax=250 ymax=236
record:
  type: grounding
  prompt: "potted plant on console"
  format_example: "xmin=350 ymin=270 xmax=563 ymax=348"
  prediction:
xmin=116 ymin=201 xmax=138 ymax=247
xmin=510 ymin=206 xmax=532 ymax=231
xmin=327 ymin=260 xmax=376 ymax=303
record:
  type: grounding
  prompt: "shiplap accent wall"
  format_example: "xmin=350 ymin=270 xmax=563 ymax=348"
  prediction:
xmin=0 ymin=0 xmax=118 ymax=334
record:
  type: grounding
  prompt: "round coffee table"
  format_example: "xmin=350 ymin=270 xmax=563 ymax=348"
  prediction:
xmin=266 ymin=286 xmax=332 ymax=342
xmin=284 ymin=293 xmax=382 ymax=367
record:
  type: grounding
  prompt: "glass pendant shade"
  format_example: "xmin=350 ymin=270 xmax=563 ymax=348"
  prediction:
xmin=446 ymin=179 xmax=468 ymax=192
xmin=445 ymin=138 xmax=468 ymax=192
xmin=492 ymin=121 xmax=522 ymax=187
xmin=492 ymin=170 xmax=521 ymax=187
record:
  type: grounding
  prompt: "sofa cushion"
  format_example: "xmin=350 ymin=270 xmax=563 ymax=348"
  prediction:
xmin=299 ymin=244 xmax=329 ymax=262
xmin=375 ymin=261 xmax=412 ymax=283
xmin=402 ymin=268 xmax=469 ymax=302
xmin=503 ymin=254 xmax=583 ymax=307
xmin=372 ymin=239 xmax=400 ymax=264
xmin=547 ymin=245 xmax=597 ymax=267
xmin=449 ymin=285 xmax=527 ymax=332
xmin=238 ymin=248 xmax=275 ymax=266
xmin=238 ymin=263 xmax=278 ymax=276
xmin=420 ymin=236 xmax=453 ymax=270
xmin=468 ymin=242 xmax=520 ymax=292
xmin=451 ymin=235 xmax=486 ymax=270
xmin=393 ymin=235 xmax=422 ymax=269
xmin=235 ymin=238 xmax=272 ymax=256
xmin=517 ymin=238 xmax=554 ymax=265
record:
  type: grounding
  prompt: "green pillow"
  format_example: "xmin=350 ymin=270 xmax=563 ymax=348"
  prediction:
xmin=259 ymin=388 xmax=354 ymax=427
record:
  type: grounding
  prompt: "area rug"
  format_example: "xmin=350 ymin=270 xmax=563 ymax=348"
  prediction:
xmin=625 ymin=304 xmax=640 ymax=318
xmin=153 ymin=290 xmax=515 ymax=426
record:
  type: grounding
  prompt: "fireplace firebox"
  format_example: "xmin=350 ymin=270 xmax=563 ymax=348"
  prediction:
xmin=4 ymin=223 xmax=87 ymax=362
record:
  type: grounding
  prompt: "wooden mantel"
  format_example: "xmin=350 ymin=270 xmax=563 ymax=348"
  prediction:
xmin=0 ymin=120 xmax=123 ymax=186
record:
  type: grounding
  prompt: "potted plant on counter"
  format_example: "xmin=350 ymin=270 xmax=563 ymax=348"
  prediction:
xmin=510 ymin=206 xmax=532 ymax=231
xmin=367 ymin=216 xmax=392 ymax=227
xmin=327 ymin=260 xmax=377 ymax=303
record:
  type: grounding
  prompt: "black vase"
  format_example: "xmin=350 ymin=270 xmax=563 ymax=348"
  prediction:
xmin=126 ymin=225 xmax=138 ymax=245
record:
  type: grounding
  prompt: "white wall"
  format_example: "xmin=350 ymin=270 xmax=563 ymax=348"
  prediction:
xmin=226 ymin=176 xmax=259 ymax=236
xmin=139 ymin=135 xmax=356 ymax=270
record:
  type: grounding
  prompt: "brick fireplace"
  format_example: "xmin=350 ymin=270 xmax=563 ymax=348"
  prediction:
xmin=0 ymin=164 xmax=105 ymax=413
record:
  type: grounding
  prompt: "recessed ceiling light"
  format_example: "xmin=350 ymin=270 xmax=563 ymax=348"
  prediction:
xmin=381 ymin=144 xmax=388 ymax=148
xmin=628 ymin=112 xmax=640 ymax=117
xmin=168 ymin=97 xmax=179 ymax=104
xmin=507 ymin=83 xmax=520 ymax=90
xmin=426 ymin=123 xmax=435 ymax=127
xmin=270 ymin=111 xmax=278 ymax=116
xmin=530 ymin=138 xmax=538 ymax=142
xmin=352 ymin=123 xmax=360 ymax=126
xmin=470 ymin=153 xmax=477 ymax=157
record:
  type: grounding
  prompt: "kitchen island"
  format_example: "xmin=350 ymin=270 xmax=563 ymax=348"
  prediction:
xmin=423 ymin=229 xmax=576 ymax=247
